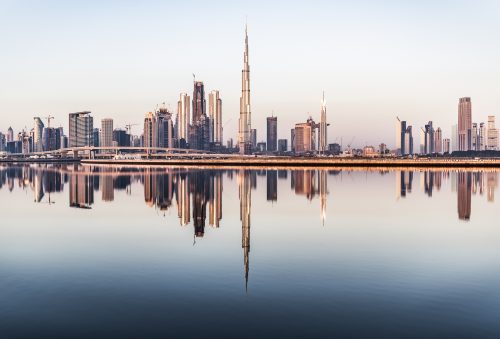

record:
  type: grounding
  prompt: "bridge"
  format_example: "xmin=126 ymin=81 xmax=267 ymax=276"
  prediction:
xmin=2 ymin=146 xmax=215 ymax=160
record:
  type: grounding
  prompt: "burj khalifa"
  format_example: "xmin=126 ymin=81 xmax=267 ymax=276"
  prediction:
xmin=239 ymin=25 xmax=252 ymax=155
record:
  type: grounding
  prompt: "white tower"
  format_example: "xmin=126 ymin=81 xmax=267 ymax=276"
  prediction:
xmin=319 ymin=92 xmax=327 ymax=154
xmin=238 ymin=24 xmax=252 ymax=155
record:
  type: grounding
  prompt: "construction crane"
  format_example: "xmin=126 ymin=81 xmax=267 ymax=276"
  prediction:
xmin=125 ymin=123 xmax=139 ymax=134
xmin=44 ymin=115 xmax=54 ymax=128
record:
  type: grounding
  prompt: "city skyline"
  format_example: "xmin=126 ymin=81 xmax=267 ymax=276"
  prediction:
xmin=1 ymin=1 xmax=500 ymax=148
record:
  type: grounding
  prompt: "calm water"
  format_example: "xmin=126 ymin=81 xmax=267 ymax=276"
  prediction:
xmin=1 ymin=164 xmax=499 ymax=338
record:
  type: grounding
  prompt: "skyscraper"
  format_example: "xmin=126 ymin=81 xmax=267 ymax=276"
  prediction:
xmin=472 ymin=123 xmax=479 ymax=151
xmin=191 ymin=81 xmax=209 ymax=150
xmin=404 ymin=126 xmax=413 ymax=155
xmin=192 ymin=81 xmax=206 ymax=123
xmin=143 ymin=112 xmax=157 ymax=148
xmin=239 ymin=25 xmax=252 ymax=155
xmin=177 ymin=93 xmax=190 ymax=148
xmin=266 ymin=116 xmax=277 ymax=152
xmin=424 ymin=121 xmax=435 ymax=154
xmin=33 ymin=117 xmax=44 ymax=152
xmin=294 ymin=122 xmax=313 ymax=153
xmin=69 ymin=112 xmax=93 ymax=147
xmin=250 ymin=129 xmax=257 ymax=150
xmin=209 ymin=90 xmax=223 ymax=144
xmin=100 ymin=118 xmax=114 ymax=148
xmin=487 ymin=116 xmax=499 ymax=150
xmin=451 ymin=124 xmax=458 ymax=152
xmin=458 ymin=97 xmax=472 ymax=151
xmin=319 ymin=93 xmax=327 ymax=154
xmin=434 ymin=127 xmax=443 ymax=154
xmin=479 ymin=122 xmax=486 ymax=150
xmin=7 ymin=127 xmax=14 ymax=142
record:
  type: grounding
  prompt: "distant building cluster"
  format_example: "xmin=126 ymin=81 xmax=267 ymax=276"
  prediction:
xmin=395 ymin=97 xmax=499 ymax=157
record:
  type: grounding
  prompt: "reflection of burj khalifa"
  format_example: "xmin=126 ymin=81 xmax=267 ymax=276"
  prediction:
xmin=239 ymin=170 xmax=251 ymax=290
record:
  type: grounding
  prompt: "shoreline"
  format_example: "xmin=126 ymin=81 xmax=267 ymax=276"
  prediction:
xmin=79 ymin=157 xmax=500 ymax=168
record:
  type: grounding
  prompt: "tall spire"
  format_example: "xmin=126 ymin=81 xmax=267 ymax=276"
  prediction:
xmin=239 ymin=23 xmax=252 ymax=155
xmin=319 ymin=92 xmax=328 ymax=154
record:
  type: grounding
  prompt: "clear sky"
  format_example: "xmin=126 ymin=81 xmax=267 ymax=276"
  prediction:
xmin=1 ymin=0 xmax=499 ymax=148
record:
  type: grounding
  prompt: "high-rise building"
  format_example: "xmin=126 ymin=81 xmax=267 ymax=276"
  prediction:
xmin=319 ymin=93 xmax=327 ymax=154
xmin=266 ymin=116 xmax=277 ymax=152
xmin=7 ymin=127 xmax=14 ymax=142
xmin=290 ymin=129 xmax=296 ymax=152
xmin=294 ymin=122 xmax=313 ymax=153
xmin=443 ymin=138 xmax=451 ymax=154
xmin=451 ymin=124 xmax=458 ymax=152
xmin=434 ymin=127 xmax=443 ymax=154
xmin=100 ymin=118 xmax=114 ymax=148
xmin=42 ymin=127 xmax=60 ymax=151
xmin=396 ymin=117 xmax=408 ymax=156
xmin=69 ymin=111 xmax=93 ymax=147
xmin=177 ymin=93 xmax=190 ymax=148
xmin=0 ymin=133 xmax=5 ymax=152
xmin=113 ymin=129 xmax=131 ymax=147
xmin=33 ymin=117 xmax=44 ymax=152
xmin=143 ymin=112 xmax=157 ymax=148
xmin=190 ymin=81 xmax=209 ymax=150
xmin=472 ymin=123 xmax=479 ymax=151
xmin=250 ymin=129 xmax=257 ymax=150
xmin=479 ymin=122 xmax=486 ymax=151
xmin=278 ymin=139 xmax=287 ymax=153
xmin=424 ymin=121 xmax=435 ymax=154
xmin=157 ymin=108 xmax=174 ymax=149
xmin=209 ymin=90 xmax=223 ymax=144
xmin=404 ymin=126 xmax=413 ymax=155
xmin=458 ymin=97 xmax=472 ymax=151
xmin=238 ymin=25 xmax=252 ymax=155
xmin=487 ymin=116 xmax=499 ymax=150
xmin=192 ymin=81 xmax=206 ymax=124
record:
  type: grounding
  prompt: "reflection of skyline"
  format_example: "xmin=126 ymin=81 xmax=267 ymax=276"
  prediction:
xmin=1 ymin=165 xmax=498 ymax=225
xmin=239 ymin=170 xmax=252 ymax=291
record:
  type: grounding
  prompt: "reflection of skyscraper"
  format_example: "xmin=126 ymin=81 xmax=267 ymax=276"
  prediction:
xmin=191 ymin=171 xmax=209 ymax=237
xmin=177 ymin=173 xmax=191 ymax=226
xmin=266 ymin=170 xmax=277 ymax=202
xmin=69 ymin=172 xmax=94 ymax=209
xmin=292 ymin=170 xmax=317 ymax=200
xmin=486 ymin=172 xmax=498 ymax=202
xmin=33 ymin=170 xmax=44 ymax=202
xmin=239 ymin=170 xmax=251 ymax=290
xmin=101 ymin=175 xmax=114 ymax=202
xmin=424 ymin=171 xmax=434 ymax=197
xmin=144 ymin=168 xmax=156 ymax=207
xmin=319 ymin=170 xmax=327 ymax=225
xmin=396 ymin=171 xmax=413 ymax=199
xmin=457 ymin=172 xmax=472 ymax=221
xmin=209 ymin=172 xmax=223 ymax=228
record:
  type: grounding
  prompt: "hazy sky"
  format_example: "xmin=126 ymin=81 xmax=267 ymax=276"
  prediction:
xmin=1 ymin=0 xmax=500 ymax=147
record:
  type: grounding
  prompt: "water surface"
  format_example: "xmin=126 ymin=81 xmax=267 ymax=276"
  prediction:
xmin=0 ymin=164 xmax=499 ymax=338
